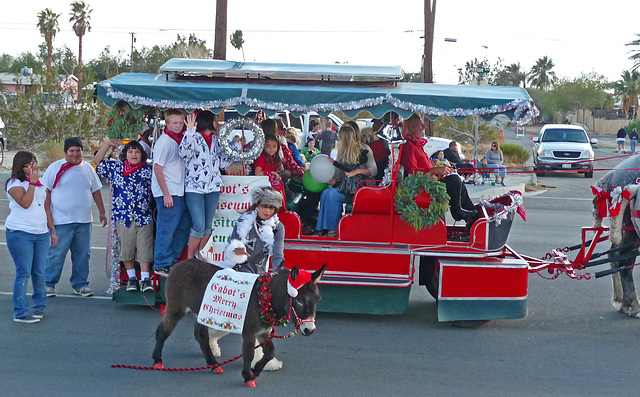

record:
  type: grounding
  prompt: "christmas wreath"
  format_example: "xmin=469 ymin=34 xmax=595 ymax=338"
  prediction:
xmin=394 ymin=172 xmax=450 ymax=231
xmin=218 ymin=117 xmax=265 ymax=163
xmin=106 ymin=102 xmax=146 ymax=140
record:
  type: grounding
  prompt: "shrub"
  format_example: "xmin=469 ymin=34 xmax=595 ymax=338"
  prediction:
xmin=38 ymin=141 xmax=65 ymax=168
xmin=501 ymin=143 xmax=529 ymax=166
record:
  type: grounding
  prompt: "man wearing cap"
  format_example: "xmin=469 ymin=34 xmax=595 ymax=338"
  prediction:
xmin=42 ymin=137 xmax=107 ymax=297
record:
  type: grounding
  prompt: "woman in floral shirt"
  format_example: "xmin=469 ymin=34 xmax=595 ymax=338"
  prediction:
xmin=94 ymin=139 xmax=154 ymax=293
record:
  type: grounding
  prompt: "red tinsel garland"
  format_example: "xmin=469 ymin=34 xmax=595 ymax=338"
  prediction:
xmin=257 ymin=274 xmax=290 ymax=327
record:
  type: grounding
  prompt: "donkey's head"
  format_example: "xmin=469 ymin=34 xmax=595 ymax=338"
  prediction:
xmin=289 ymin=264 xmax=327 ymax=336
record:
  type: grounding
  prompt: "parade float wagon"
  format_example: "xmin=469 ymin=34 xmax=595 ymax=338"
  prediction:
xmin=96 ymin=58 xmax=593 ymax=327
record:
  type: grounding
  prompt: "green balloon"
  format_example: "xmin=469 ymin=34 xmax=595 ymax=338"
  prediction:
xmin=303 ymin=170 xmax=326 ymax=193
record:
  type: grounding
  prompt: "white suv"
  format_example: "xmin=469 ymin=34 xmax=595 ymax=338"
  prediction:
xmin=533 ymin=124 xmax=596 ymax=178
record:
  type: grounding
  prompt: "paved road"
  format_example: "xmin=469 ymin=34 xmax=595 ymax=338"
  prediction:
xmin=1 ymin=139 xmax=640 ymax=396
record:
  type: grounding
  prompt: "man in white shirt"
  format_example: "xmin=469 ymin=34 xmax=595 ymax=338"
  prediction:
xmin=42 ymin=137 xmax=107 ymax=297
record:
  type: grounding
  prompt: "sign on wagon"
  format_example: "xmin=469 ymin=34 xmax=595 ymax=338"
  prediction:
xmin=200 ymin=175 xmax=270 ymax=264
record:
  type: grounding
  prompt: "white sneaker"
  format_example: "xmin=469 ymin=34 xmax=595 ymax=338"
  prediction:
xmin=46 ymin=287 xmax=56 ymax=297
xmin=73 ymin=287 xmax=94 ymax=297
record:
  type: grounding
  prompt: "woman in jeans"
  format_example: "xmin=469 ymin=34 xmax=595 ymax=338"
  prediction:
xmin=179 ymin=111 xmax=232 ymax=260
xmin=6 ymin=151 xmax=56 ymax=323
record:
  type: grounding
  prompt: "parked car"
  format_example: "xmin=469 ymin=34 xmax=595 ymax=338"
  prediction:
xmin=533 ymin=124 xmax=596 ymax=178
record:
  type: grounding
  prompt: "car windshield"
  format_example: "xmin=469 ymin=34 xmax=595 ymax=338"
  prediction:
xmin=541 ymin=129 xmax=588 ymax=143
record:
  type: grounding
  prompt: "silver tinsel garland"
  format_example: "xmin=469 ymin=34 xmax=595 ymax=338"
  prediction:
xmin=103 ymin=83 xmax=539 ymax=126
xmin=218 ymin=118 xmax=265 ymax=163
xmin=479 ymin=191 xmax=524 ymax=226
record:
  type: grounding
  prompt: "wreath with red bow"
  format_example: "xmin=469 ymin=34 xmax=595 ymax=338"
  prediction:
xmin=394 ymin=172 xmax=450 ymax=231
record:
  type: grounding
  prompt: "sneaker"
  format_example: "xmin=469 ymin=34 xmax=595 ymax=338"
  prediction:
xmin=33 ymin=311 xmax=44 ymax=319
xmin=126 ymin=279 xmax=139 ymax=292
xmin=73 ymin=286 xmax=94 ymax=297
xmin=326 ymin=230 xmax=338 ymax=237
xmin=140 ymin=279 xmax=154 ymax=293
xmin=46 ymin=286 xmax=56 ymax=297
xmin=154 ymin=267 xmax=171 ymax=278
xmin=14 ymin=315 xmax=40 ymax=323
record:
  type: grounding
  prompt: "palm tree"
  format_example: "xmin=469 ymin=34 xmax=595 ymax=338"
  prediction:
xmin=626 ymin=33 xmax=640 ymax=72
xmin=506 ymin=63 xmax=527 ymax=88
xmin=528 ymin=56 xmax=557 ymax=90
xmin=37 ymin=8 xmax=61 ymax=81
xmin=612 ymin=70 xmax=640 ymax=117
xmin=69 ymin=1 xmax=92 ymax=92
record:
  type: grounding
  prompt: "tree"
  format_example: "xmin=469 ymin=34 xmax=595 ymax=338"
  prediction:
xmin=528 ymin=56 xmax=556 ymax=91
xmin=0 ymin=54 xmax=14 ymax=72
xmin=505 ymin=63 xmax=527 ymax=88
xmin=626 ymin=33 xmax=640 ymax=72
xmin=69 ymin=1 xmax=92 ymax=93
xmin=214 ymin=0 xmax=227 ymax=60
xmin=36 ymin=8 xmax=61 ymax=81
xmin=230 ymin=30 xmax=245 ymax=60
xmin=612 ymin=70 xmax=640 ymax=116
xmin=457 ymin=57 xmax=504 ymax=85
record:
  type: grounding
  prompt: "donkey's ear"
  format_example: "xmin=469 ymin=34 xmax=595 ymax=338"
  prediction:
xmin=290 ymin=266 xmax=300 ymax=282
xmin=312 ymin=263 xmax=327 ymax=283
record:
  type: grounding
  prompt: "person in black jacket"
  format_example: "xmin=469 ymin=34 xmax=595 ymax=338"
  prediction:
xmin=443 ymin=141 xmax=474 ymax=182
xmin=629 ymin=128 xmax=639 ymax=154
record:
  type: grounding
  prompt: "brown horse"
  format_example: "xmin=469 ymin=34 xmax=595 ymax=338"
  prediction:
xmin=151 ymin=259 xmax=326 ymax=386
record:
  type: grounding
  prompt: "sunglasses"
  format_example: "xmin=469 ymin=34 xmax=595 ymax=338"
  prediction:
xmin=23 ymin=161 xmax=38 ymax=167
xmin=259 ymin=203 xmax=277 ymax=210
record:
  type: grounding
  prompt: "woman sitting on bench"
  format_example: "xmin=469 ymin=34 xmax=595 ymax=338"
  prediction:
xmin=314 ymin=124 xmax=371 ymax=237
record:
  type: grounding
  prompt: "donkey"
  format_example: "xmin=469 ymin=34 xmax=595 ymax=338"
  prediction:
xmin=596 ymin=155 xmax=640 ymax=317
xmin=151 ymin=258 xmax=326 ymax=386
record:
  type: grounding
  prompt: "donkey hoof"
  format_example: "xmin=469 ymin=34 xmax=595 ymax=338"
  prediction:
xmin=153 ymin=362 xmax=165 ymax=370
xmin=212 ymin=366 xmax=224 ymax=374
xmin=245 ymin=380 xmax=256 ymax=388
xmin=263 ymin=357 xmax=283 ymax=371
xmin=612 ymin=300 xmax=622 ymax=311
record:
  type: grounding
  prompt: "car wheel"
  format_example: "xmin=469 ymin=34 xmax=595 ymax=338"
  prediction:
xmin=535 ymin=166 xmax=545 ymax=177
xmin=0 ymin=140 xmax=4 ymax=166
xmin=584 ymin=170 xmax=593 ymax=178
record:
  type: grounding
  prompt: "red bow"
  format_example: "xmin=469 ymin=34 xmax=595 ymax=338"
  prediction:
xmin=123 ymin=161 xmax=144 ymax=176
xmin=591 ymin=186 xmax=610 ymax=218
xmin=53 ymin=162 xmax=79 ymax=189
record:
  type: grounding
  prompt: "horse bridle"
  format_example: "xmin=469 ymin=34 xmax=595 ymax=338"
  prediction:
xmin=290 ymin=298 xmax=316 ymax=326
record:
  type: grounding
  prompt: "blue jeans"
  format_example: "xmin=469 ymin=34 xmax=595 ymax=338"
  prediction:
xmin=185 ymin=191 xmax=220 ymax=238
xmin=487 ymin=163 xmax=507 ymax=178
xmin=154 ymin=195 xmax=192 ymax=268
xmin=316 ymin=188 xmax=346 ymax=231
xmin=631 ymin=139 xmax=637 ymax=154
xmin=46 ymin=223 xmax=92 ymax=290
xmin=7 ymin=229 xmax=49 ymax=318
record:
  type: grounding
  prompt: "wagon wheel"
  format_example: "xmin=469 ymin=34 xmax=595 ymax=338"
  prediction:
xmin=419 ymin=257 xmax=490 ymax=329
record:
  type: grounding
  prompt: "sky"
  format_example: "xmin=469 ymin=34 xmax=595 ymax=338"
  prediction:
xmin=1 ymin=0 xmax=639 ymax=85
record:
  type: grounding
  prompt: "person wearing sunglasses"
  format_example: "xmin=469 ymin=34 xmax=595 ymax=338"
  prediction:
xmin=218 ymin=186 xmax=285 ymax=274
xmin=485 ymin=141 xmax=507 ymax=186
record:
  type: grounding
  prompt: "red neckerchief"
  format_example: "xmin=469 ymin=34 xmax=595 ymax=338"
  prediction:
xmin=199 ymin=131 xmax=213 ymax=149
xmin=163 ymin=127 xmax=184 ymax=145
xmin=25 ymin=174 xmax=44 ymax=187
xmin=406 ymin=135 xmax=428 ymax=147
xmin=123 ymin=161 xmax=144 ymax=176
xmin=52 ymin=162 xmax=79 ymax=189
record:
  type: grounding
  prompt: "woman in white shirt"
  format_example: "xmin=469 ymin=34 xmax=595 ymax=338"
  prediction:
xmin=6 ymin=151 xmax=56 ymax=323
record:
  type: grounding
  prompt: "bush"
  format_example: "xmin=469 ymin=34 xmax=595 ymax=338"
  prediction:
xmin=501 ymin=143 xmax=529 ymax=166
xmin=37 ymin=141 xmax=65 ymax=168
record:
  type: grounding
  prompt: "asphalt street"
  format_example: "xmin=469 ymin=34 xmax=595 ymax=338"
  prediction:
xmin=1 ymin=133 xmax=639 ymax=396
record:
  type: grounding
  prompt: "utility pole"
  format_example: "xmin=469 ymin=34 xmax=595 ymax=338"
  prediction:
xmin=130 ymin=32 xmax=136 ymax=72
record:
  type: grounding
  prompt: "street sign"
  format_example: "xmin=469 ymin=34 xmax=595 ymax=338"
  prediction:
xmin=469 ymin=67 xmax=490 ymax=73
